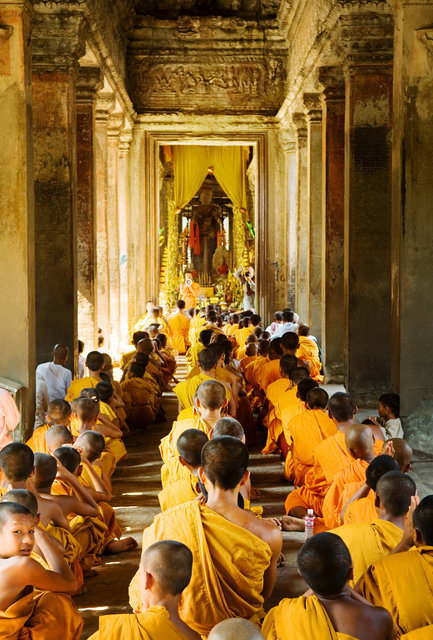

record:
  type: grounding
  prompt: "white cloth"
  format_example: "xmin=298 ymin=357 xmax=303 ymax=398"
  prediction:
xmin=36 ymin=362 xmax=72 ymax=402
xmin=0 ymin=388 xmax=20 ymax=449
xmin=78 ymin=354 xmax=86 ymax=379
xmin=34 ymin=372 xmax=49 ymax=428
xmin=271 ymin=322 xmax=299 ymax=339
xmin=382 ymin=417 xmax=404 ymax=439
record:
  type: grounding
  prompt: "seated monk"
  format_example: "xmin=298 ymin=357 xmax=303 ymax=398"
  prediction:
xmin=296 ymin=324 xmax=324 ymax=382
xmin=0 ymin=501 xmax=83 ymax=639
xmin=133 ymin=339 xmax=166 ymax=392
xmin=236 ymin=334 xmax=258 ymax=362
xmin=174 ymin=349 xmax=234 ymax=415
xmin=90 ymin=540 xmax=200 ymax=640
xmin=281 ymin=331 xmax=309 ymax=370
xmin=244 ymin=339 xmax=270 ymax=392
xmin=283 ymin=394 xmax=383 ymax=533
xmin=261 ymin=354 xmax=298 ymax=456
xmin=186 ymin=329 xmax=213 ymax=373
xmin=358 ymin=495 xmax=433 ymax=637
xmin=288 ymin=387 xmax=337 ymax=488
xmin=256 ymin=338 xmax=283 ymax=393
xmin=155 ymin=333 xmax=177 ymax=379
xmin=44 ymin=423 xmax=74 ymax=454
xmin=95 ymin=379 xmax=129 ymax=436
xmin=120 ymin=331 xmax=149 ymax=372
xmin=240 ymin=343 xmax=258 ymax=373
xmin=209 ymin=618 xmax=265 ymax=639
xmin=129 ymin=437 xmax=282 ymax=636
xmin=322 ymin=424 xmax=379 ymax=529
xmin=262 ymin=532 xmax=394 ymax=640
xmin=331 ymin=470 xmax=416 ymax=585
xmin=26 ymin=399 xmax=72 ymax=454
xmin=167 ymin=300 xmax=191 ymax=355
xmin=160 ymin=380 xmax=227 ymax=487
xmin=121 ymin=360 xmax=157 ymax=430
xmin=158 ymin=430 xmax=208 ymax=511
xmin=342 ymin=440 xmax=412 ymax=525
xmin=65 ymin=351 xmax=106 ymax=402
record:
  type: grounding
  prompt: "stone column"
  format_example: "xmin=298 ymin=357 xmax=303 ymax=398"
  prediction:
xmin=76 ymin=66 xmax=102 ymax=354
xmin=391 ymin=2 xmax=433 ymax=431
xmin=118 ymin=127 xmax=133 ymax=350
xmin=94 ymin=92 xmax=114 ymax=349
xmin=292 ymin=112 xmax=309 ymax=323
xmin=31 ymin=9 xmax=85 ymax=371
xmin=0 ymin=0 xmax=35 ymax=435
xmin=318 ymin=66 xmax=345 ymax=383
xmin=106 ymin=111 xmax=124 ymax=356
xmin=340 ymin=8 xmax=394 ymax=403
xmin=283 ymin=136 xmax=297 ymax=309
xmin=304 ymin=93 xmax=323 ymax=341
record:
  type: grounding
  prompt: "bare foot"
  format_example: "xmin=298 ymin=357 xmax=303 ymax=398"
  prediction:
xmin=264 ymin=517 xmax=282 ymax=529
xmin=104 ymin=537 xmax=138 ymax=554
xmin=281 ymin=515 xmax=305 ymax=532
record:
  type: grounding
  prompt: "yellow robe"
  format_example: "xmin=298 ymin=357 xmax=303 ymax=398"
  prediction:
xmin=323 ymin=458 xmax=370 ymax=530
xmin=65 ymin=375 xmax=98 ymax=402
xmin=343 ymin=492 xmax=377 ymax=525
xmin=121 ymin=376 xmax=157 ymax=428
xmin=167 ymin=313 xmax=191 ymax=354
xmin=174 ymin=374 xmax=230 ymax=409
xmin=257 ymin=359 xmax=281 ymax=393
xmin=262 ymin=379 xmax=296 ymax=456
xmin=262 ymin=594 xmax=358 ymax=640
xmin=0 ymin=589 xmax=83 ymax=640
xmin=331 ymin=518 xmax=402 ymax=585
xmin=189 ymin=314 xmax=206 ymax=345
xmin=26 ymin=424 xmax=50 ymax=453
xmin=159 ymin=416 xmax=211 ymax=488
xmin=120 ymin=348 xmax=136 ymax=371
xmin=129 ymin=501 xmax=272 ymax=636
xmin=360 ymin=546 xmax=433 ymax=637
xmin=186 ymin=343 xmax=205 ymax=373
xmin=158 ymin=474 xmax=199 ymax=511
xmin=89 ymin=605 xmax=192 ymax=640
xmin=296 ymin=336 xmax=324 ymax=382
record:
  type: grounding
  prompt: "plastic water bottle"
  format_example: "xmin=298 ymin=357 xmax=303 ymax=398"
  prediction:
xmin=305 ymin=509 xmax=315 ymax=540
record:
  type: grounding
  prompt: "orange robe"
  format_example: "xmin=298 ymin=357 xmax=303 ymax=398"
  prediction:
xmin=234 ymin=326 xmax=254 ymax=351
xmin=26 ymin=424 xmax=51 ymax=453
xmin=89 ymin=605 xmax=192 ymax=640
xmin=262 ymin=379 xmax=296 ymax=455
xmin=180 ymin=281 xmax=201 ymax=310
xmin=240 ymin=355 xmax=257 ymax=373
xmin=359 ymin=546 xmax=433 ymax=637
xmin=322 ymin=458 xmax=371 ymax=529
xmin=128 ymin=501 xmax=272 ymax=636
xmin=186 ymin=343 xmax=205 ymax=373
xmin=158 ymin=473 xmax=199 ymax=511
xmin=159 ymin=416 xmax=211 ymax=488
xmin=167 ymin=313 xmax=191 ymax=355
xmin=65 ymin=375 xmax=98 ymax=402
xmin=120 ymin=376 xmax=157 ymax=428
xmin=343 ymin=491 xmax=377 ymax=525
xmin=296 ymin=336 xmax=324 ymax=382
xmin=288 ymin=409 xmax=337 ymax=487
xmin=257 ymin=359 xmax=281 ymax=392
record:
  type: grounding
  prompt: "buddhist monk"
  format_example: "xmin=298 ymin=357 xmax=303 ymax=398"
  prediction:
xmin=261 ymin=354 xmax=298 ymax=455
xmin=167 ymin=300 xmax=191 ymax=355
xmin=129 ymin=437 xmax=282 ymax=636
xmin=186 ymin=328 xmax=213 ymax=372
xmin=332 ymin=470 xmax=416 ymax=585
xmin=65 ymin=351 xmax=105 ymax=402
xmin=240 ymin=343 xmax=258 ymax=373
xmin=120 ymin=331 xmax=149 ymax=372
xmin=262 ymin=532 xmax=394 ymax=640
xmin=256 ymin=338 xmax=283 ymax=393
xmin=244 ymin=339 xmax=270 ymax=394
xmin=121 ymin=360 xmax=157 ymax=430
xmin=280 ymin=330 xmax=309 ymax=369
xmin=296 ymin=324 xmax=324 ymax=382
xmin=26 ymin=399 xmax=72 ymax=454
xmin=359 ymin=495 xmax=433 ymax=637
xmin=0 ymin=501 xmax=83 ymax=638
xmin=209 ymin=618 xmax=265 ymax=639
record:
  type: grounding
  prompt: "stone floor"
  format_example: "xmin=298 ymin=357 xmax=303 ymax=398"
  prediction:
xmin=77 ymin=362 xmax=433 ymax=638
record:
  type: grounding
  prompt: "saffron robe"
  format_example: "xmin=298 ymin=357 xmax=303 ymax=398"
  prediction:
xmin=331 ymin=518 xmax=403 ymax=585
xmin=288 ymin=410 xmax=337 ymax=488
xmin=26 ymin=424 xmax=51 ymax=453
xmin=159 ymin=416 xmax=211 ymax=488
xmin=89 ymin=605 xmax=193 ymax=640
xmin=234 ymin=326 xmax=254 ymax=350
xmin=262 ymin=594 xmax=358 ymax=640
xmin=244 ymin=356 xmax=268 ymax=388
xmin=65 ymin=375 xmax=98 ymax=402
xmin=120 ymin=376 xmax=157 ymax=428
xmin=128 ymin=501 xmax=272 ymax=636
xmin=359 ymin=546 xmax=433 ymax=637
xmin=296 ymin=336 xmax=324 ymax=382
xmin=257 ymin=359 xmax=281 ymax=393
xmin=323 ymin=458 xmax=371 ymax=529
xmin=158 ymin=473 xmax=199 ymax=511
xmin=0 ymin=588 xmax=83 ymax=640
xmin=262 ymin=380 xmax=296 ymax=455
xmin=167 ymin=313 xmax=191 ymax=354
xmin=343 ymin=492 xmax=377 ymax=525
xmin=174 ymin=374 xmax=229 ymax=409
xmin=186 ymin=343 xmax=205 ymax=372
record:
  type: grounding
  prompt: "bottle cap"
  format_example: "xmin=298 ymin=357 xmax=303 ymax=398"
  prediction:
xmin=307 ymin=509 xmax=314 ymax=516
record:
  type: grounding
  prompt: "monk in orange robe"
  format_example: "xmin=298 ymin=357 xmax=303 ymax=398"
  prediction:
xmin=27 ymin=398 xmax=72 ymax=454
xmin=331 ymin=471 xmax=416 ymax=585
xmin=262 ymin=531 xmax=394 ymax=640
xmin=296 ymin=324 xmax=324 ymax=382
xmin=256 ymin=338 xmax=283 ymax=393
xmin=282 ymin=393 xmax=384 ymax=533
xmin=0 ymin=501 xmax=83 ymax=639
xmin=358 ymin=495 xmax=433 ymax=638
xmin=90 ymin=541 xmax=201 ymax=640
xmin=121 ymin=360 xmax=157 ymax=430
xmin=180 ymin=271 xmax=201 ymax=310
xmin=288 ymin=387 xmax=337 ymax=488
xmin=240 ymin=343 xmax=258 ymax=373
xmin=234 ymin=318 xmax=254 ymax=352
xmin=167 ymin=301 xmax=191 ymax=355
xmin=186 ymin=328 xmax=213 ymax=372
xmin=65 ymin=350 xmax=106 ymax=402
xmin=129 ymin=438 xmax=282 ymax=637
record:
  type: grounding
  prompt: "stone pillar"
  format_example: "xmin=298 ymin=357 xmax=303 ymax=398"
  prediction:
xmin=76 ymin=66 xmax=102 ymax=355
xmin=94 ymin=93 xmax=114 ymax=349
xmin=340 ymin=8 xmax=394 ymax=403
xmin=0 ymin=0 xmax=35 ymax=435
xmin=31 ymin=9 xmax=85 ymax=371
xmin=319 ymin=66 xmax=345 ymax=383
xmin=292 ymin=112 xmax=309 ymax=323
xmin=283 ymin=136 xmax=297 ymax=309
xmin=391 ymin=2 xmax=433 ymax=432
xmin=106 ymin=111 xmax=124 ymax=356
xmin=118 ymin=127 xmax=133 ymax=350
xmin=304 ymin=93 xmax=323 ymax=340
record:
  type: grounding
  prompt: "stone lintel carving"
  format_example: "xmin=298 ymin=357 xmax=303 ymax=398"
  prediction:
xmin=32 ymin=9 xmax=86 ymax=73
xmin=107 ymin=112 xmax=125 ymax=140
xmin=95 ymin=91 xmax=115 ymax=122
xmin=336 ymin=11 xmax=394 ymax=69
xmin=303 ymin=92 xmax=322 ymax=123
xmin=119 ymin=129 xmax=133 ymax=152
xmin=292 ymin=112 xmax=308 ymax=141
xmin=318 ymin=66 xmax=345 ymax=101
xmin=76 ymin=66 xmax=103 ymax=103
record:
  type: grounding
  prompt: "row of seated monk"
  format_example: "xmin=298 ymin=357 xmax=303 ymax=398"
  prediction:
xmin=0 ymin=302 xmax=431 ymax=639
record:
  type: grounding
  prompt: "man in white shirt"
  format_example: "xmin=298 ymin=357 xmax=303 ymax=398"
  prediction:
xmin=271 ymin=309 xmax=299 ymax=339
xmin=35 ymin=343 xmax=72 ymax=402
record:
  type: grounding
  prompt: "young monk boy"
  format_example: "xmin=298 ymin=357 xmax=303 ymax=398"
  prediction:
xmin=209 ymin=618 xmax=265 ymax=639
xmin=330 ymin=470 xmax=417 ymax=585
xmin=358 ymin=495 xmax=433 ymax=637
xmin=90 ymin=540 xmax=200 ymax=640
xmin=129 ymin=437 xmax=282 ymax=637
xmin=121 ymin=361 xmax=157 ymax=430
xmin=262 ymin=532 xmax=394 ymax=640
xmin=0 ymin=501 xmax=83 ymax=638
xmin=261 ymin=354 xmax=298 ymax=456
xmin=158 ymin=429 xmax=209 ymax=511
xmin=45 ymin=423 xmax=74 ymax=453
xmin=65 ymin=351 xmax=106 ymax=401
xmin=26 ymin=399 xmax=72 ymax=454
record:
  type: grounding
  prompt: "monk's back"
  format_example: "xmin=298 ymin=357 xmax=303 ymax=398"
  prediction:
xmin=321 ymin=596 xmax=392 ymax=640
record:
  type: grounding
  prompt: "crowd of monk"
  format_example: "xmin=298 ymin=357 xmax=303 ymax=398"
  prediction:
xmin=0 ymin=301 xmax=432 ymax=639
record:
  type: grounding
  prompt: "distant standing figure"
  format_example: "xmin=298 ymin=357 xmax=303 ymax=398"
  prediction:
xmin=0 ymin=388 xmax=20 ymax=449
xmin=35 ymin=344 xmax=72 ymax=402
xmin=234 ymin=265 xmax=255 ymax=311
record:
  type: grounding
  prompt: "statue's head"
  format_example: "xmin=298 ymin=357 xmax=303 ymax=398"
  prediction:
xmin=199 ymin=188 xmax=213 ymax=206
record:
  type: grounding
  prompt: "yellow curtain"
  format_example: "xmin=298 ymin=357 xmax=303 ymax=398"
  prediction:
xmin=173 ymin=146 xmax=210 ymax=211
xmin=212 ymin=147 xmax=247 ymax=209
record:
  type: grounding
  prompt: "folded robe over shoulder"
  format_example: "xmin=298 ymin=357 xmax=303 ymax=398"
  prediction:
xmin=262 ymin=594 xmax=358 ymax=640
xmin=261 ymin=380 xmax=296 ymax=455
xmin=0 ymin=588 xmax=83 ymax=640
xmin=323 ymin=458 xmax=371 ymax=529
xmin=158 ymin=474 xmax=199 ymax=511
xmin=88 ymin=605 xmax=191 ymax=640
xmin=330 ymin=518 xmax=403 ymax=585
xmin=359 ymin=546 xmax=433 ymax=637
xmin=343 ymin=492 xmax=377 ymax=525
xmin=129 ymin=501 xmax=272 ymax=636
xmin=159 ymin=416 xmax=211 ymax=488
xmin=26 ymin=424 xmax=50 ymax=454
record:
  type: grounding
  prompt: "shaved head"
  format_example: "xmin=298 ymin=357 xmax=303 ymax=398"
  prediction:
xmin=198 ymin=348 xmax=220 ymax=372
xmin=45 ymin=424 xmax=73 ymax=450
xmin=2 ymin=489 xmax=38 ymax=517
xmin=0 ymin=502 xmax=33 ymax=532
xmin=208 ymin=618 xmax=265 ymax=639
xmin=176 ymin=429 xmax=209 ymax=467
xmin=328 ymin=392 xmax=355 ymax=423
xmin=47 ymin=399 xmax=71 ymax=422
xmin=281 ymin=331 xmax=299 ymax=352
xmin=376 ymin=471 xmax=416 ymax=516
xmin=53 ymin=343 xmax=69 ymax=361
xmin=365 ymin=455 xmax=399 ymax=491
xmin=73 ymin=396 xmax=99 ymax=422
xmin=53 ymin=447 xmax=81 ymax=474
xmin=196 ymin=380 xmax=226 ymax=410
xmin=33 ymin=453 xmax=58 ymax=490
xmin=413 ymin=495 xmax=433 ymax=546
xmin=384 ymin=438 xmax=413 ymax=471
xmin=85 ymin=351 xmax=104 ymax=372
xmin=306 ymin=388 xmax=328 ymax=410
xmin=345 ymin=424 xmax=375 ymax=459
xmin=141 ymin=541 xmax=193 ymax=596
xmin=289 ymin=367 xmax=309 ymax=385
xmin=297 ymin=532 xmax=352 ymax=596
xmin=75 ymin=431 xmax=105 ymax=463
xmin=279 ymin=354 xmax=298 ymax=378
xmin=201 ymin=437 xmax=248 ymax=490
xmin=297 ymin=378 xmax=319 ymax=402
xmin=137 ymin=338 xmax=154 ymax=355
xmin=212 ymin=418 xmax=245 ymax=441
xmin=0 ymin=443 xmax=34 ymax=482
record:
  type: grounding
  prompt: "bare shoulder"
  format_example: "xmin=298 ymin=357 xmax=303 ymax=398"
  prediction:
xmin=243 ymin=511 xmax=282 ymax=552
